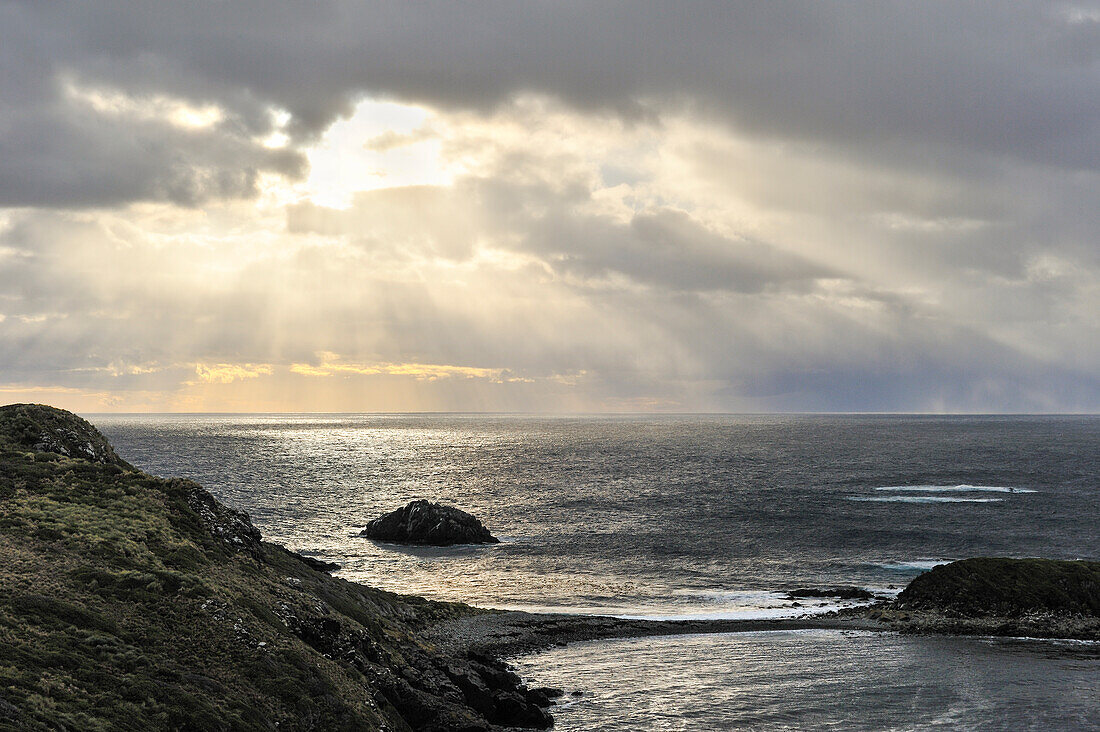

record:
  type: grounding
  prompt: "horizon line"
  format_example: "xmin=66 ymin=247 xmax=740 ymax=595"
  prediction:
xmin=78 ymin=410 xmax=1100 ymax=417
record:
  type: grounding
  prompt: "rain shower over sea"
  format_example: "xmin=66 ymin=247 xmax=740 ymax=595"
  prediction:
xmin=97 ymin=414 xmax=1100 ymax=729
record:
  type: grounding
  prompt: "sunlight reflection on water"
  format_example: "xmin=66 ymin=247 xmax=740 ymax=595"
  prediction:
xmin=513 ymin=630 xmax=1100 ymax=730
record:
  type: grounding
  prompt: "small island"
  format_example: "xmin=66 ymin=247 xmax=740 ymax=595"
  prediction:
xmin=361 ymin=500 xmax=500 ymax=546
xmin=1 ymin=404 xmax=1096 ymax=730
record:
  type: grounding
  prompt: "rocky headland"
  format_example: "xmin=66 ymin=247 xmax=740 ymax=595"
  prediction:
xmin=1 ymin=404 xmax=1096 ymax=731
xmin=0 ymin=405 xmax=543 ymax=731
xmin=863 ymin=557 xmax=1100 ymax=640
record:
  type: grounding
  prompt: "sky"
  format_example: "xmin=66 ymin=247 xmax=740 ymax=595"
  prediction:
xmin=2 ymin=2 xmax=1100 ymax=413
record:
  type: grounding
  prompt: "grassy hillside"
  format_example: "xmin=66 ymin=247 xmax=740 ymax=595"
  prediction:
xmin=0 ymin=404 xmax=550 ymax=731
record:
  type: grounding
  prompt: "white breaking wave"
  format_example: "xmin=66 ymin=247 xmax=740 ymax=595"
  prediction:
xmin=670 ymin=589 xmax=788 ymax=603
xmin=610 ymin=605 xmax=850 ymax=621
xmin=848 ymin=496 xmax=1004 ymax=503
xmin=873 ymin=485 xmax=1036 ymax=494
xmin=612 ymin=595 xmax=876 ymax=622
xmin=874 ymin=560 xmax=950 ymax=572
xmin=499 ymin=587 xmax=876 ymax=622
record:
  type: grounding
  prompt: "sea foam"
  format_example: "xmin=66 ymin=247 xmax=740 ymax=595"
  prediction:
xmin=873 ymin=560 xmax=950 ymax=572
xmin=848 ymin=496 xmax=1005 ymax=503
xmin=873 ymin=484 xmax=1036 ymax=493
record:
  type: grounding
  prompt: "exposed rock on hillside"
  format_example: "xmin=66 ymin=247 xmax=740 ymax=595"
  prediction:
xmin=361 ymin=500 xmax=500 ymax=546
xmin=169 ymin=476 xmax=265 ymax=557
xmin=0 ymin=403 xmax=128 ymax=466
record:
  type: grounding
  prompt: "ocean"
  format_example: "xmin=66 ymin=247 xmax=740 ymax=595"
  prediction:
xmin=94 ymin=414 xmax=1100 ymax=729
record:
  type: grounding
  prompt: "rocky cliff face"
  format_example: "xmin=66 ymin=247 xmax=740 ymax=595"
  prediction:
xmin=0 ymin=405 xmax=551 ymax=731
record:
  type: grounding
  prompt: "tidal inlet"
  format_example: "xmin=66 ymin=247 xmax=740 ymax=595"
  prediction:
xmin=1 ymin=3 xmax=1098 ymax=731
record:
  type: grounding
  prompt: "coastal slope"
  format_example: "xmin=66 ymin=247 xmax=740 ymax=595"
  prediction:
xmin=0 ymin=405 xmax=552 ymax=731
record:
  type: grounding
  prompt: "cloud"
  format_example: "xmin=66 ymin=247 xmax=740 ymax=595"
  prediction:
xmin=288 ymin=188 xmax=831 ymax=294
xmin=4 ymin=4 xmax=1100 ymax=412
xmin=191 ymin=363 xmax=274 ymax=385
xmin=289 ymin=353 xmax=508 ymax=382
xmin=364 ymin=126 xmax=437 ymax=152
xmin=6 ymin=3 xmax=1100 ymax=207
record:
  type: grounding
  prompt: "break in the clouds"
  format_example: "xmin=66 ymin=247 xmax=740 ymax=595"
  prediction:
xmin=2 ymin=2 xmax=1100 ymax=412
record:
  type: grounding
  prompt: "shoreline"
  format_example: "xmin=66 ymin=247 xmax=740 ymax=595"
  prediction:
xmin=426 ymin=603 xmax=1100 ymax=660
xmin=428 ymin=605 xmax=1100 ymax=663
xmin=427 ymin=609 xmax=890 ymax=660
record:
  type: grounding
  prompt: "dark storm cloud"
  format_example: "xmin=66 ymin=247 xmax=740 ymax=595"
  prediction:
xmin=4 ymin=1 xmax=1100 ymax=206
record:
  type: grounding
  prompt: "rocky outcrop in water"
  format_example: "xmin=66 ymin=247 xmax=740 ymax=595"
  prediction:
xmin=787 ymin=586 xmax=875 ymax=601
xmin=361 ymin=500 xmax=500 ymax=546
xmin=291 ymin=552 xmax=341 ymax=573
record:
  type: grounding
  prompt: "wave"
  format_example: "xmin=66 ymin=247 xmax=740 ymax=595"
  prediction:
xmin=873 ymin=485 xmax=1036 ymax=494
xmin=488 ymin=603 xmax=834 ymax=621
xmin=873 ymin=560 xmax=950 ymax=573
xmin=670 ymin=589 xmax=788 ymax=603
xmin=848 ymin=496 xmax=1004 ymax=503
xmin=498 ymin=587 xmax=878 ymax=622
xmin=609 ymin=597 xmax=872 ymax=621
xmin=609 ymin=606 xmax=847 ymax=621
xmin=865 ymin=585 xmax=904 ymax=598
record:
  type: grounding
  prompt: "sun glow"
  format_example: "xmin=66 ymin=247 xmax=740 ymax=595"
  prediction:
xmin=299 ymin=98 xmax=455 ymax=208
xmin=290 ymin=353 xmax=506 ymax=382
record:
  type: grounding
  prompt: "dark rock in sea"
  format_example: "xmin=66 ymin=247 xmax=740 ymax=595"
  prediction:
xmin=290 ymin=551 xmax=341 ymax=573
xmin=494 ymin=690 xmax=554 ymax=727
xmin=787 ymin=586 xmax=874 ymax=601
xmin=441 ymin=655 xmax=552 ymax=728
xmin=525 ymin=686 xmax=560 ymax=707
xmin=361 ymin=499 xmax=500 ymax=546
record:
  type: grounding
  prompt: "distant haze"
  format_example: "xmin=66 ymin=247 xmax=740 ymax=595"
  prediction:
xmin=3 ymin=2 xmax=1100 ymax=412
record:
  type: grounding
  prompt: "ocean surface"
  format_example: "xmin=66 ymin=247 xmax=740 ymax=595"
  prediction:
xmin=94 ymin=414 xmax=1100 ymax=729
